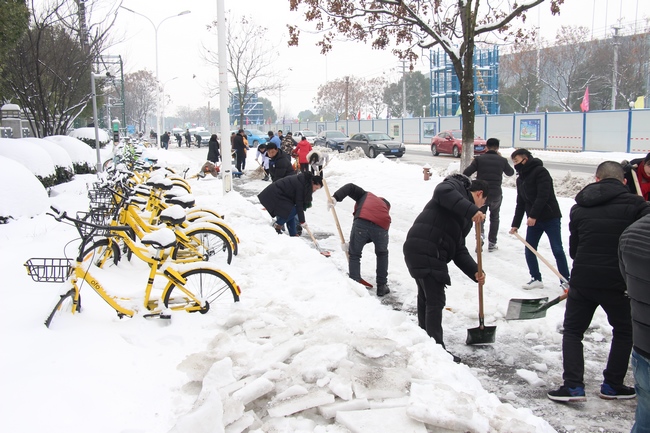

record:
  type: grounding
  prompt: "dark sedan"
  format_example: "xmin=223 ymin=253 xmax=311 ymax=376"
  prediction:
xmin=313 ymin=130 xmax=348 ymax=152
xmin=430 ymin=129 xmax=487 ymax=157
xmin=344 ymin=132 xmax=406 ymax=158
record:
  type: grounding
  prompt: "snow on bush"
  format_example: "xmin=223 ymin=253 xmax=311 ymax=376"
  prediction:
xmin=0 ymin=155 xmax=49 ymax=222
xmin=44 ymin=135 xmax=97 ymax=174
xmin=0 ymin=137 xmax=57 ymax=186
xmin=21 ymin=137 xmax=74 ymax=184
xmin=68 ymin=127 xmax=111 ymax=149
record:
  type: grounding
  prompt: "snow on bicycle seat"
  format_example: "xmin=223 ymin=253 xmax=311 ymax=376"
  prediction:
xmin=159 ymin=204 xmax=186 ymax=226
xmin=141 ymin=227 xmax=177 ymax=249
xmin=145 ymin=176 xmax=174 ymax=190
xmin=165 ymin=193 xmax=195 ymax=209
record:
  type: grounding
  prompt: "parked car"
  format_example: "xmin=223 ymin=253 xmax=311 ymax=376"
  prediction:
xmin=430 ymin=129 xmax=487 ymax=157
xmin=313 ymin=130 xmax=349 ymax=152
xmin=230 ymin=129 xmax=268 ymax=147
xmin=294 ymin=130 xmax=317 ymax=144
xmin=343 ymin=132 xmax=406 ymax=158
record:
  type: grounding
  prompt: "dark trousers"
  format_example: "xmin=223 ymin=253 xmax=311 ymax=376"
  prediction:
xmin=562 ymin=287 xmax=633 ymax=389
xmin=482 ymin=193 xmax=502 ymax=244
xmin=525 ymin=217 xmax=570 ymax=281
xmin=416 ymin=275 xmax=447 ymax=347
xmin=348 ymin=219 xmax=388 ymax=285
xmin=235 ymin=152 xmax=246 ymax=172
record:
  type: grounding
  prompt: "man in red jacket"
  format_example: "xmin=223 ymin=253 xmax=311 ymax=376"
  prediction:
xmin=329 ymin=183 xmax=391 ymax=296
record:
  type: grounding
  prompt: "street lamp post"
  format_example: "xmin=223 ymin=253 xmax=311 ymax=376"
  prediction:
xmin=120 ymin=6 xmax=190 ymax=148
xmin=161 ymin=76 xmax=178 ymax=132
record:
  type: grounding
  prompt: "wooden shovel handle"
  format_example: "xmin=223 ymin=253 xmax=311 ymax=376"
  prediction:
xmin=475 ymin=221 xmax=485 ymax=325
xmin=513 ymin=232 xmax=569 ymax=285
xmin=322 ymin=178 xmax=349 ymax=261
xmin=630 ymin=166 xmax=643 ymax=198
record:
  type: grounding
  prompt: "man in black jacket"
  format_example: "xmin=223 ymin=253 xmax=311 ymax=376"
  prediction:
xmin=403 ymin=174 xmax=488 ymax=359
xmin=266 ymin=143 xmax=295 ymax=182
xmin=548 ymin=161 xmax=650 ymax=403
xmin=619 ymin=214 xmax=650 ymax=431
xmin=330 ymin=183 xmax=391 ymax=296
xmin=463 ymin=137 xmax=514 ymax=252
xmin=258 ymin=172 xmax=323 ymax=237
xmin=232 ymin=129 xmax=247 ymax=173
xmin=509 ymin=148 xmax=570 ymax=289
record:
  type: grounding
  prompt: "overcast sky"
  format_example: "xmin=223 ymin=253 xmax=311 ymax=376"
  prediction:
xmin=107 ymin=0 xmax=648 ymax=118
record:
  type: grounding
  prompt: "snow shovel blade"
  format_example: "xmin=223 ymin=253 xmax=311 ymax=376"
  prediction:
xmin=466 ymin=322 xmax=497 ymax=345
xmin=505 ymin=297 xmax=549 ymax=320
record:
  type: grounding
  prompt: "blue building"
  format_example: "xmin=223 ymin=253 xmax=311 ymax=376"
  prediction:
xmin=229 ymin=92 xmax=264 ymax=125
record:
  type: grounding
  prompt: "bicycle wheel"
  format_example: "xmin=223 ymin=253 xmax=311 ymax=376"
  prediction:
xmin=82 ymin=238 xmax=121 ymax=267
xmin=45 ymin=288 xmax=81 ymax=328
xmin=163 ymin=268 xmax=239 ymax=312
xmin=173 ymin=227 xmax=233 ymax=264
xmin=185 ymin=215 xmax=239 ymax=256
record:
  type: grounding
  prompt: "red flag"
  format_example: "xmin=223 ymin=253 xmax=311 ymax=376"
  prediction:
xmin=580 ymin=87 xmax=589 ymax=112
xmin=357 ymin=109 xmax=361 ymax=120
xmin=367 ymin=114 xmax=371 ymax=120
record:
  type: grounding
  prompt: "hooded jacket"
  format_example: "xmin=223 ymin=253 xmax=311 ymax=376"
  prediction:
xmin=569 ymin=178 xmax=650 ymax=291
xmin=462 ymin=150 xmax=514 ymax=196
xmin=269 ymin=148 xmax=295 ymax=181
xmin=511 ymin=157 xmax=562 ymax=228
xmin=257 ymin=172 xmax=315 ymax=224
xmin=403 ymin=174 xmax=480 ymax=284
xmin=619 ymin=214 xmax=650 ymax=358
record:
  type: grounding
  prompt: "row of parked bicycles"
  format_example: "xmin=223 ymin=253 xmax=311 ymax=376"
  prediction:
xmin=25 ymin=154 xmax=241 ymax=328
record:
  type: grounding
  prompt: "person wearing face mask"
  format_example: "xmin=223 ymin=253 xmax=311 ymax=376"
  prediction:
xmin=622 ymin=152 xmax=650 ymax=201
xmin=509 ymin=148 xmax=570 ymax=290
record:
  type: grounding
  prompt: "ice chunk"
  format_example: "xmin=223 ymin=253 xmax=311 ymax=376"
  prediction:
xmin=515 ymin=369 xmax=546 ymax=387
xmin=225 ymin=410 xmax=255 ymax=433
xmin=267 ymin=390 xmax=335 ymax=418
xmin=351 ymin=364 xmax=411 ymax=399
xmin=319 ymin=398 xmax=370 ymax=419
xmin=275 ymin=385 xmax=309 ymax=401
xmin=336 ymin=407 xmax=427 ymax=433
xmin=232 ymin=377 xmax=275 ymax=405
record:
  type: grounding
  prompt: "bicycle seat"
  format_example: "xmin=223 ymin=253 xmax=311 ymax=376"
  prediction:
xmin=146 ymin=177 xmax=174 ymax=190
xmin=141 ymin=227 xmax=177 ymax=249
xmin=166 ymin=193 xmax=195 ymax=209
xmin=159 ymin=204 xmax=186 ymax=226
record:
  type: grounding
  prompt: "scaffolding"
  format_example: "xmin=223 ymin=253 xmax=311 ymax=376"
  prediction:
xmin=429 ymin=47 xmax=499 ymax=116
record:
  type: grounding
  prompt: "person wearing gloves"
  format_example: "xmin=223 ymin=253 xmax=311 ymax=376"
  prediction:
xmin=403 ymin=174 xmax=488 ymax=362
xmin=329 ymin=183 xmax=391 ymax=296
xmin=256 ymin=143 xmax=271 ymax=181
xmin=307 ymin=149 xmax=330 ymax=176
xmin=258 ymin=171 xmax=323 ymax=237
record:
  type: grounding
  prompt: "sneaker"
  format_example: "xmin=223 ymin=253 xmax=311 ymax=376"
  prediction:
xmin=488 ymin=242 xmax=498 ymax=252
xmin=598 ymin=383 xmax=636 ymax=400
xmin=522 ymin=278 xmax=544 ymax=290
xmin=356 ymin=278 xmax=373 ymax=289
xmin=446 ymin=350 xmax=462 ymax=364
xmin=547 ymin=386 xmax=586 ymax=402
xmin=376 ymin=284 xmax=390 ymax=297
xmin=273 ymin=223 xmax=283 ymax=234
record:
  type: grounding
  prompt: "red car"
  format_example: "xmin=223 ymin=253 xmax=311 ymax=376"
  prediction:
xmin=430 ymin=129 xmax=487 ymax=157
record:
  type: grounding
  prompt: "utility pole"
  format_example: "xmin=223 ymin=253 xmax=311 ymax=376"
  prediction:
xmin=401 ymin=60 xmax=407 ymax=116
xmin=344 ymin=76 xmax=349 ymax=120
xmin=612 ymin=26 xmax=621 ymax=110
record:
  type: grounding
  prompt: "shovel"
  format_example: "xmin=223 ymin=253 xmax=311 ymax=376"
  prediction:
xmin=303 ymin=224 xmax=331 ymax=258
xmin=322 ymin=178 xmax=349 ymax=261
xmin=505 ymin=232 xmax=570 ymax=320
xmin=466 ymin=222 xmax=496 ymax=345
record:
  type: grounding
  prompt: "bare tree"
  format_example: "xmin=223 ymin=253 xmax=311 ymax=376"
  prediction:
xmin=0 ymin=0 xmax=117 ymax=137
xmin=499 ymin=40 xmax=542 ymax=113
xmin=288 ymin=0 xmax=561 ymax=169
xmin=204 ymin=16 xmax=282 ymax=127
xmin=539 ymin=26 xmax=594 ymax=112
xmin=123 ymin=70 xmax=157 ymax=133
xmin=315 ymin=77 xmax=348 ymax=120
xmin=366 ymin=77 xmax=388 ymax=119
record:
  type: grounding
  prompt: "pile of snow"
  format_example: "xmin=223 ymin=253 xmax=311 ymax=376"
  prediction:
xmin=0 ymin=155 xmax=48 ymax=219
xmin=68 ymin=126 xmax=110 ymax=145
xmin=0 ymin=137 xmax=56 ymax=178
xmin=44 ymin=135 xmax=98 ymax=167
xmin=21 ymin=137 xmax=73 ymax=174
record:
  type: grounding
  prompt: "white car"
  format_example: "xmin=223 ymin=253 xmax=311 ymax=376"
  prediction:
xmin=294 ymin=130 xmax=317 ymax=144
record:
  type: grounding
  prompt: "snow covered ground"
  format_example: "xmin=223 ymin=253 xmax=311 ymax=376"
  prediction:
xmin=0 ymin=139 xmax=642 ymax=432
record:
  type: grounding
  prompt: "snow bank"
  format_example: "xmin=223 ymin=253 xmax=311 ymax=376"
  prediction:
xmin=0 ymin=137 xmax=55 ymax=178
xmin=0 ymin=155 xmax=49 ymax=219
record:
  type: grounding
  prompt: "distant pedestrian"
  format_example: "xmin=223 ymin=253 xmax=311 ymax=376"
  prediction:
xmin=462 ymin=137 xmax=514 ymax=252
xmin=509 ymin=148 xmax=570 ymax=289
xmin=175 ymin=133 xmax=182 ymax=147
xmin=194 ymin=133 xmax=202 ymax=148
xmin=403 ymin=174 xmax=488 ymax=362
xmin=207 ymin=134 xmax=220 ymax=163
xmin=268 ymin=131 xmax=281 ymax=148
xmin=277 ymin=129 xmax=284 ymax=142
xmin=547 ymin=161 xmax=650 ymax=403
xmin=256 ymin=143 xmax=270 ymax=181
xmin=257 ymin=172 xmax=323 ymax=237
xmin=329 ymin=183 xmax=391 ymax=296
xmin=161 ymin=131 xmax=170 ymax=150
xmin=307 ymin=149 xmax=330 ymax=176
xmin=281 ymin=132 xmax=297 ymax=156
xmin=232 ymin=129 xmax=247 ymax=173
xmin=184 ymin=129 xmax=192 ymax=147
xmin=619 ymin=214 xmax=650 ymax=433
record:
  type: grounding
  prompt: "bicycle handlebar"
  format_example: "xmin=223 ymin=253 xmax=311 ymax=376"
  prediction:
xmin=48 ymin=206 xmax=131 ymax=234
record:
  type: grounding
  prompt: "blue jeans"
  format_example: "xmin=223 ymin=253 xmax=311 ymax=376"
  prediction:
xmin=275 ymin=207 xmax=298 ymax=236
xmin=632 ymin=350 xmax=650 ymax=433
xmin=348 ymin=219 xmax=388 ymax=285
xmin=524 ymin=217 xmax=570 ymax=282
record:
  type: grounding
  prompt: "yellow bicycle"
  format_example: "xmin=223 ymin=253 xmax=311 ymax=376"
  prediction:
xmin=25 ymin=208 xmax=241 ymax=328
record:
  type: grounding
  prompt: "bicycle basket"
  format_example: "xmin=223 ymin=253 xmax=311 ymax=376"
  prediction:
xmin=76 ymin=210 xmax=113 ymax=238
xmin=88 ymin=189 xmax=115 ymax=210
xmin=24 ymin=258 xmax=72 ymax=283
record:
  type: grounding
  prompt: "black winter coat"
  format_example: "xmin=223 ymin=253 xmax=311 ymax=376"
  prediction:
xmin=511 ymin=158 xmax=562 ymax=228
xmin=403 ymin=174 xmax=480 ymax=284
xmin=257 ymin=172 xmax=314 ymax=224
xmin=232 ymin=134 xmax=246 ymax=156
xmin=269 ymin=149 xmax=295 ymax=182
xmin=569 ymin=178 xmax=650 ymax=291
xmin=619 ymin=214 xmax=650 ymax=358
xmin=207 ymin=138 xmax=220 ymax=162
xmin=463 ymin=150 xmax=514 ymax=196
